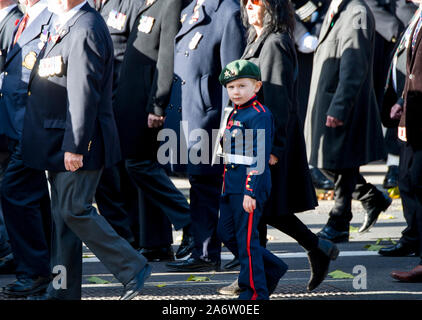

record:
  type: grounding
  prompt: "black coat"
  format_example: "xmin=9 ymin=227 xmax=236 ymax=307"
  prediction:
xmin=22 ymin=4 xmax=121 ymax=171
xmin=241 ymin=32 xmax=317 ymax=216
xmin=88 ymin=0 xmax=143 ymax=95
xmin=114 ymin=0 xmax=187 ymax=159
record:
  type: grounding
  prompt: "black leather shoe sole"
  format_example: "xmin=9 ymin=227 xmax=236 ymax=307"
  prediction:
xmin=166 ymin=259 xmax=220 ymax=272
xmin=359 ymin=195 xmax=392 ymax=233
xmin=379 ymin=245 xmax=416 ymax=257
xmin=223 ymin=257 xmax=240 ymax=270
xmin=3 ymin=281 xmax=49 ymax=297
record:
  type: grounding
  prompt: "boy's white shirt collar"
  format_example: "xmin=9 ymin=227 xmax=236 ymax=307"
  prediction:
xmin=27 ymin=0 xmax=48 ymax=26
xmin=0 ymin=4 xmax=17 ymax=24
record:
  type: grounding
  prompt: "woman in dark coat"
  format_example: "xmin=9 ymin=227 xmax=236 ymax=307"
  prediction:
xmin=220 ymin=0 xmax=338 ymax=294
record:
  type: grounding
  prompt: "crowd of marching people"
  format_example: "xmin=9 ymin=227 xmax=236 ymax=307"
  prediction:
xmin=0 ymin=0 xmax=420 ymax=300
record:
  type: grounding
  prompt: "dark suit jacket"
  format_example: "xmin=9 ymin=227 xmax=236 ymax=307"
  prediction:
xmin=114 ymin=0 xmax=186 ymax=159
xmin=164 ymin=0 xmax=245 ymax=175
xmin=88 ymin=0 xmax=142 ymax=96
xmin=0 ymin=8 xmax=53 ymax=141
xmin=0 ymin=5 xmax=22 ymax=71
xmin=400 ymin=17 xmax=422 ymax=149
xmin=22 ymin=3 xmax=121 ymax=171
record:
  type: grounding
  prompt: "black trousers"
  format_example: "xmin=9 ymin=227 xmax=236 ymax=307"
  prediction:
xmin=0 ymin=141 xmax=10 ymax=257
xmin=398 ymin=144 xmax=422 ymax=264
xmin=322 ymin=168 xmax=385 ymax=231
xmin=0 ymin=139 xmax=51 ymax=278
xmin=189 ymin=174 xmax=222 ymax=262
xmin=125 ymin=159 xmax=190 ymax=247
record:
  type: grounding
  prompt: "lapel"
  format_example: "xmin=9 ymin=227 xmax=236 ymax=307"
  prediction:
xmin=175 ymin=0 xmax=220 ymax=42
xmin=0 ymin=6 xmax=16 ymax=34
xmin=28 ymin=4 xmax=90 ymax=86
xmin=5 ymin=9 xmax=52 ymax=66
xmin=408 ymin=18 xmax=422 ymax=72
xmin=43 ymin=4 xmax=89 ymax=58
xmin=241 ymin=34 xmax=266 ymax=60
xmin=317 ymin=0 xmax=349 ymax=49
xmin=138 ymin=0 xmax=158 ymax=15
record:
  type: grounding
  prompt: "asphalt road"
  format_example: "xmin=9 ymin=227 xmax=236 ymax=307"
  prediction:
xmin=1 ymin=162 xmax=421 ymax=303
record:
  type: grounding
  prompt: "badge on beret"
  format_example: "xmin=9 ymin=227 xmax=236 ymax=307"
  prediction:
xmin=138 ymin=15 xmax=155 ymax=33
xmin=22 ymin=51 xmax=37 ymax=70
xmin=107 ymin=10 xmax=127 ymax=31
xmin=38 ymin=55 xmax=63 ymax=78
xmin=189 ymin=32 xmax=203 ymax=50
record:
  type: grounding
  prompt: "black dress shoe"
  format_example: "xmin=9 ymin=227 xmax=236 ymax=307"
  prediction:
xmin=120 ymin=264 xmax=152 ymax=300
xmin=139 ymin=246 xmax=174 ymax=262
xmin=166 ymin=256 xmax=220 ymax=272
xmin=3 ymin=276 xmax=51 ymax=297
xmin=310 ymin=167 xmax=335 ymax=190
xmin=223 ymin=257 xmax=240 ymax=270
xmin=383 ymin=165 xmax=399 ymax=189
xmin=359 ymin=192 xmax=392 ymax=233
xmin=175 ymin=227 xmax=195 ymax=260
xmin=378 ymin=242 xmax=416 ymax=257
xmin=0 ymin=253 xmax=15 ymax=275
xmin=317 ymin=225 xmax=349 ymax=243
xmin=307 ymin=238 xmax=339 ymax=291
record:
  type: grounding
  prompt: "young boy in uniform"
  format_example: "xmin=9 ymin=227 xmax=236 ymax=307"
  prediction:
xmin=216 ymin=60 xmax=288 ymax=300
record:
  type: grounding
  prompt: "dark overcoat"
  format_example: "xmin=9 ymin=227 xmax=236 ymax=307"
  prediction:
xmin=163 ymin=0 xmax=245 ymax=175
xmin=22 ymin=4 xmax=121 ymax=171
xmin=114 ymin=0 xmax=186 ymax=159
xmin=242 ymin=32 xmax=317 ymax=216
xmin=304 ymin=0 xmax=386 ymax=170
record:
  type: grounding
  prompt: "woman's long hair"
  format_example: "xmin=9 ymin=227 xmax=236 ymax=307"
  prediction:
xmin=240 ymin=0 xmax=295 ymax=43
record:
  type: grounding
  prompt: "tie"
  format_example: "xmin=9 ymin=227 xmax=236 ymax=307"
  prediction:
xmin=13 ymin=13 xmax=29 ymax=46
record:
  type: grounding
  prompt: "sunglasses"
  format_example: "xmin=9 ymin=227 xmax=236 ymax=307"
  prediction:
xmin=242 ymin=0 xmax=263 ymax=6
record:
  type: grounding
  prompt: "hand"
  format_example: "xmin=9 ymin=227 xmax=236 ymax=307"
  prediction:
xmin=390 ymin=103 xmax=403 ymax=120
xmin=64 ymin=152 xmax=83 ymax=172
xmin=148 ymin=113 xmax=165 ymax=128
xmin=243 ymin=195 xmax=256 ymax=214
xmin=297 ymin=33 xmax=319 ymax=53
xmin=326 ymin=115 xmax=344 ymax=128
xmin=269 ymin=154 xmax=278 ymax=166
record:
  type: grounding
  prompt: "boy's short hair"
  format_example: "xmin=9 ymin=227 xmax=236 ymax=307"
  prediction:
xmin=219 ymin=59 xmax=261 ymax=87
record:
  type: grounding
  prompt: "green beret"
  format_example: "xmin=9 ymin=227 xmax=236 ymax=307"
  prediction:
xmin=219 ymin=59 xmax=261 ymax=87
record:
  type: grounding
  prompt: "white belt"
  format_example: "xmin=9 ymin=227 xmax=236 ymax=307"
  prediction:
xmin=222 ymin=154 xmax=255 ymax=166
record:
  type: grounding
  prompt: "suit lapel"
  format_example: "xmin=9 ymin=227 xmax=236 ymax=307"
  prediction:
xmin=6 ymin=9 xmax=52 ymax=66
xmin=409 ymin=20 xmax=422 ymax=71
xmin=241 ymin=35 xmax=266 ymax=60
xmin=317 ymin=0 xmax=349 ymax=49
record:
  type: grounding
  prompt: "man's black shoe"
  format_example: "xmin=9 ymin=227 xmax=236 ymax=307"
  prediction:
xmin=383 ymin=165 xmax=399 ymax=189
xmin=139 ymin=246 xmax=174 ymax=262
xmin=120 ymin=264 xmax=152 ymax=300
xmin=223 ymin=257 xmax=240 ymax=270
xmin=0 ymin=253 xmax=15 ymax=275
xmin=175 ymin=227 xmax=195 ymax=259
xmin=310 ymin=167 xmax=334 ymax=190
xmin=166 ymin=256 xmax=220 ymax=272
xmin=378 ymin=242 xmax=417 ymax=257
xmin=359 ymin=192 xmax=392 ymax=233
xmin=307 ymin=238 xmax=339 ymax=291
xmin=317 ymin=225 xmax=349 ymax=243
xmin=3 ymin=276 xmax=51 ymax=297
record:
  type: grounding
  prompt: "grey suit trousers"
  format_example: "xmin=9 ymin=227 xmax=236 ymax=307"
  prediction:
xmin=46 ymin=169 xmax=147 ymax=300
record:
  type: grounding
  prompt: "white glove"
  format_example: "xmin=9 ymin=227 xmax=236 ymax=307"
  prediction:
xmin=297 ymin=32 xmax=319 ymax=53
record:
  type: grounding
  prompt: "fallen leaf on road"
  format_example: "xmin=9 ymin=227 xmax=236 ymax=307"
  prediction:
xmin=349 ymin=226 xmax=359 ymax=233
xmin=363 ymin=244 xmax=384 ymax=251
xmin=328 ymin=270 xmax=354 ymax=279
xmin=378 ymin=213 xmax=396 ymax=220
xmin=388 ymin=187 xmax=400 ymax=199
xmin=87 ymin=276 xmax=110 ymax=284
xmin=156 ymin=284 xmax=167 ymax=288
xmin=186 ymin=275 xmax=210 ymax=282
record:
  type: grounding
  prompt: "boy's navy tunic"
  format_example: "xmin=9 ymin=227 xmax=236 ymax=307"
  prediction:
xmin=221 ymin=95 xmax=273 ymax=201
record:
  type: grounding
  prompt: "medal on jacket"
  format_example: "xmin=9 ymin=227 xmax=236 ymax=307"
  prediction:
xmin=22 ymin=51 xmax=37 ymax=70
xmin=180 ymin=13 xmax=187 ymax=23
xmin=107 ymin=10 xmax=127 ymax=31
xmin=38 ymin=55 xmax=63 ymax=77
xmin=189 ymin=32 xmax=203 ymax=50
xmin=138 ymin=15 xmax=155 ymax=33
xmin=38 ymin=27 xmax=49 ymax=50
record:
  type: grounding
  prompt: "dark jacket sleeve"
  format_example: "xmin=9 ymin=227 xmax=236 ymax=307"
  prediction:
xmin=259 ymin=36 xmax=294 ymax=160
xmin=327 ymin=8 xmax=375 ymax=122
xmin=244 ymin=112 xmax=273 ymax=198
xmin=146 ymin=0 xmax=182 ymax=116
xmin=62 ymin=28 xmax=111 ymax=154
